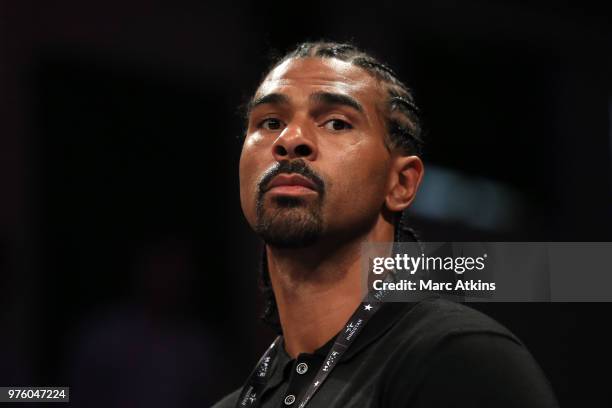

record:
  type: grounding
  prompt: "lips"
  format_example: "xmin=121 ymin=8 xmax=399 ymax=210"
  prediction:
xmin=265 ymin=174 xmax=318 ymax=193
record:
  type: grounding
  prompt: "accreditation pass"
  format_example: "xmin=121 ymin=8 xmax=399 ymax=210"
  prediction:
xmin=0 ymin=387 xmax=69 ymax=403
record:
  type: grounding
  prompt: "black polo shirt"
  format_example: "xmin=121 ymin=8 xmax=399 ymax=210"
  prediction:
xmin=212 ymin=296 xmax=558 ymax=407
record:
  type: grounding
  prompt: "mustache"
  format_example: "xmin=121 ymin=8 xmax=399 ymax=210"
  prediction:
xmin=257 ymin=159 xmax=325 ymax=196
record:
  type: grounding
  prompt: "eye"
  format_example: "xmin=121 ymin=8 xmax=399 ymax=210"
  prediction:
xmin=259 ymin=118 xmax=285 ymax=131
xmin=323 ymin=119 xmax=353 ymax=131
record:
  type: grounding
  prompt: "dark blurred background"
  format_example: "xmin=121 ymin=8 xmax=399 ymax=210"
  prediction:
xmin=1 ymin=0 xmax=611 ymax=406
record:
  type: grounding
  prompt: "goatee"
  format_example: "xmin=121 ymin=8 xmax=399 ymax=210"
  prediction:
xmin=255 ymin=160 xmax=325 ymax=248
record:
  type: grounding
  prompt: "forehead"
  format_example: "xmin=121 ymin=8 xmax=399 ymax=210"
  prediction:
xmin=254 ymin=57 xmax=384 ymax=107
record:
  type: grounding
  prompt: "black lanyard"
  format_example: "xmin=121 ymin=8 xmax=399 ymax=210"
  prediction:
xmin=234 ymin=271 xmax=394 ymax=408
xmin=235 ymin=336 xmax=283 ymax=407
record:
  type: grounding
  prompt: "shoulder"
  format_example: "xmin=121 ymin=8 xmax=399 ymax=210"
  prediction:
xmin=210 ymin=387 xmax=241 ymax=408
xmin=377 ymin=296 xmax=524 ymax=382
xmin=394 ymin=296 xmax=521 ymax=349
xmin=386 ymin=296 xmax=533 ymax=373
xmin=382 ymin=297 xmax=558 ymax=407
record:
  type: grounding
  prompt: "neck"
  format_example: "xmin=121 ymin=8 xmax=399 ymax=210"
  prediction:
xmin=266 ymin=214 xmax=394 ymax=358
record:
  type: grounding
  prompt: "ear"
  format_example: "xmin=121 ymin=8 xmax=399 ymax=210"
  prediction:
xmin=385 ymin=155 xmax=424 ymax=212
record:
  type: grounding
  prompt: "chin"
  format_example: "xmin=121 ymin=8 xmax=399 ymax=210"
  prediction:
xmin=255 ymin=206 xmax=323 ymax=249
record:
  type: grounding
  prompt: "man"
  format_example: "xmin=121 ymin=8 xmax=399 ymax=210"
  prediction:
xmin=213 ymin=41 xmax=558 ymax=407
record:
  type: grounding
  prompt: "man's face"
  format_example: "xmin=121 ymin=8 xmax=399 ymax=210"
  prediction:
xmin=239 ymin=57 xmax=393 ymax=248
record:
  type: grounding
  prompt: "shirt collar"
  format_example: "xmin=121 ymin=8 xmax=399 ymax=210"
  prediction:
xmin=337 ymin=301 xmax=420 ymax=361
xmin=282 ymin=300 xmax=422 ymax=366
xmin=262 ymin=298 xmax=432 ymax=397
xmin=264 ymin=337 xmax=293 ymax=390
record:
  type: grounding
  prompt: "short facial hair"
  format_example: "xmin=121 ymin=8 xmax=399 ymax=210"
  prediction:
xmin=255 ymin=159 xmax=326 ymax=248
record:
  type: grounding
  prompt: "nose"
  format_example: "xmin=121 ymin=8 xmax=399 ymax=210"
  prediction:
xmin=271 ymin=123 xmax=317 ymax=161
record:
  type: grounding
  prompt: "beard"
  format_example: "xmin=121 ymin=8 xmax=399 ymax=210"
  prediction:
xmin=255 ymin=194 xmax=324 ymax=248
xmin=254 ymin=159 xmax=326 ymax=248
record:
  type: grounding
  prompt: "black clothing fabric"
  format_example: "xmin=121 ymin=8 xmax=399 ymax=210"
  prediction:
xmin=212 ymin=296 xmax=558 ymax=408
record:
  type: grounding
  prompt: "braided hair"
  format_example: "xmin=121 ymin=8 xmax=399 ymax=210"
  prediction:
xmin=261 ymin=41 xmax=424 ymax=156
xmin=254 ymin=41 xmax=424 ymax=332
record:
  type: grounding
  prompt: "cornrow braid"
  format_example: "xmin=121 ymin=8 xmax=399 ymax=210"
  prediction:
xmin=258 ymin=251 xmax=281 ymax=332
xmin=271 ymin=41 xmax=424 ymax=156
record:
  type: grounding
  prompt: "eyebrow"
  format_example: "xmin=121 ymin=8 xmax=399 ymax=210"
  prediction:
xmin=309 ymin=91 xmax=363 ymax=113
xmin=247 ymin=91 xmax=364 ymax=117
xmin=247 ymin=93 xmax=290 ymax=114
